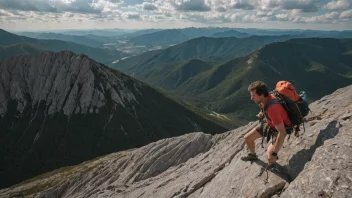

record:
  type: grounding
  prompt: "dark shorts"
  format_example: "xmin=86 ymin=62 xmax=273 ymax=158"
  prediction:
xmin=256 ymin=124 xmax=278 ymax=144
xmin=255 ymin=124 xmax=264 ymax=137
xmin=255 ymin=124 xmax=278 ymax=137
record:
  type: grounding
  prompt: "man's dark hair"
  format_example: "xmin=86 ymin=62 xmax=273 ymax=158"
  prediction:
xmin=248 ymin=81 xmax=269 ymax=97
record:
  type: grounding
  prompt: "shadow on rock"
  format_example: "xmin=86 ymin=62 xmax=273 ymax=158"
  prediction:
xmin=286 ymin=120 xmax=340 ymax=179
xmin=253 ymin=159 xmax=292 ymax=183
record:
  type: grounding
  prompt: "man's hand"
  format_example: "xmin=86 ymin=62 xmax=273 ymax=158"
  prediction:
xmin=256 ymin=111 xmax=263 ymax=119
xmin=267 ymin=152 xmax=278 ymax=166
xmin=267 ymin=143 xmax=278 ymax=166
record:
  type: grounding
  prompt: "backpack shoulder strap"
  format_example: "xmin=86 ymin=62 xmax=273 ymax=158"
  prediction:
xmin=263 ymin=99 xmax=283 ymax=121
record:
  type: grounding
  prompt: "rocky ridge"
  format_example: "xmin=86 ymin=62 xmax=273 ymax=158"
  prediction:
xmin=1 ymin=84 xmax=351 ymax=198
xmin=0 ymin=51 xmax=226 ymax=188
xmin=0 ymin=51 xmax=137 ymax=116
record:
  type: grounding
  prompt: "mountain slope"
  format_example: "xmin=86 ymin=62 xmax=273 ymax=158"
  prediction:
xmin=0 ymin=51 xmax=226 ymax=188
xmin=232 ymin=28 xmax=352 ymax=38
xmin=128 ymin=29 xmax=189 ymax=47
xmin=1 ymin=84 xmax=351 ymax=198
xmin=142 ymin=58 xmax=214 ymax=90
xmin=59 ymin=28 xmax=134 ymax=36
xmin=35 ymin=33 xmax=106 ymax=48
xmin=117 ymin=28 xmax=165 ymax=39
xmin=115 ymin=38 xmax=352 ymax=126
xmin=179 ymin=27 xmax=233 ymax=39
xmin=210 ymin=30 xmax=251 ymax=38
xmin=0 ymin=29 xmax=125 ymax=65
xmin=171 ymin=38 xmax=352 ymax=124
xmin=125 ymin=28 xmax=235 ymax=46
xmin=113 ymin=35 xmax=301 ymax=76
xmin=0 ymin=43 xmax=44 ymax=60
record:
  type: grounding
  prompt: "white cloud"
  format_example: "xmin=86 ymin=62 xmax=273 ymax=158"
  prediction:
xmin=90 ymin=0 xmax=120 ymax=13
xmin=0 ymin=0 xmax=351 ymax=30
xmin=204 ymin=0 xmax=226 ymax=11
xmin=213 ymin=0 xmax=319 ymax=12
xmin=243 ymin=14 xmax=269 ymax=22
xmin=0 ymin=0 xmax=59 ymax=12
xmin=324 ymin=0 xmax=350 ymax=10
xmin=273 ymin=10 xmax=341 ymax=23
xmin=339 ymin=9 xmax=352 ymax=18
xmin=59 ymin=0 xmax=77 ymax=4
xmin=290 ymin=9 xmax=301 ymax=16
xmin=275 ymin=13 xmax=288 ymax=20
xmin=258 ymin=0 xmax=280 ymax=10
xmin=122 ymin=11 xmax=140 ymax=20
xmin=63 ymin=12 xmax=75 ymax=18
xmin=134 ymin=2 xmax=159 ymax=11
xmin=0 ymin=0 xmax=125 ymax=14
xmin=0 ymin=8 xmax=14 ymax=16
xmin=142 ymin=2 xmax=158 ymax=11
xmin=302 ymin=12 xmax=340 ymax=23
xmin=229 ymin=0 xmax=256 ymax=10
xmin=256 ymin=10 xmax=273 ymax=17
xmin=142 ymin=14 xmax=168 ymax=22
xmin=281 ymin=0 xmax=318 ymax=12
xmin=215 ymin=7 xmax=226 ymax=12
xmin=170 ymin=0 xmax=211 ymax=12
xmin=275 ymin=12 xmax=298 ymax=21
xmin=325 ymin=11 xmax=339 ymax=19
xmin=171 ymin=11 xmax=242 ymax=23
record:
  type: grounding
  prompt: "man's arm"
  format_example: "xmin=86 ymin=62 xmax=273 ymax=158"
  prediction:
xmin=273 ymin=122 xmax=287 ymax=153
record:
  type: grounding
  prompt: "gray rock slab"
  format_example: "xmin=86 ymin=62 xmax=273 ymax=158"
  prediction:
xmin=1 ymin=85 xmax=351 ymax=198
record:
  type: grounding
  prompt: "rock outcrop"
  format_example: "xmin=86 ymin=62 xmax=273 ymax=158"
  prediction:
xmin=1 ymin=84 xmax=351 ymax=198
xmin=0 ymin=51 xmax=226 ymax=188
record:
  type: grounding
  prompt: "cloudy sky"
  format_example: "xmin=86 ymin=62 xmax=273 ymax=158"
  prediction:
xmin=0 ymin=0 xmax=351 ymax=31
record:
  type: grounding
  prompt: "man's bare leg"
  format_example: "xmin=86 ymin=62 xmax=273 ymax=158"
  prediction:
xmin=244 ymin=127 xmax=262 ymax=154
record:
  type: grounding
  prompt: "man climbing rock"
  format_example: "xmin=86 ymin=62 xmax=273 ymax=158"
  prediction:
xmin=241 ymin=81 xmax=292 ymax=166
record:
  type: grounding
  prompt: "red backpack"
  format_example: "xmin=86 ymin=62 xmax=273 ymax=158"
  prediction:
xmin=276 ymin=81 xmax=300 ymax=102
xmin=264 ymin=81 xmax=310 ymax=136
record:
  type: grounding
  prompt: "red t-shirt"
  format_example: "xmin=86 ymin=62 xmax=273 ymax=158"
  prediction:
xmin=263 ymin=94 xmax=292 ymax=129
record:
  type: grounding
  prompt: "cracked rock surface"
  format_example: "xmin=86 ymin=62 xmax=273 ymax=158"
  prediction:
xmin=1 ymin=84 xmax=351 ymax=198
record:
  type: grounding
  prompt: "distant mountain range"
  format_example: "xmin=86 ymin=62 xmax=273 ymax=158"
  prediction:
xmin=116 ymin=38 xmax=352 ymax=125
xmin=124 ymin=28 xmax=242 ymax=48
xmin=128 ymin=29 xmax=189 ymax=47
xmin=210 ymin=30 xmax=251 ymax=38
xmin=122 ymin=28 xmax=352 ymax=49
xmin=113 ymin=35 xmax=304 ymax=77
xmin=0 ymin=51 xmax=226 ymax=188
xmin=118 ymin=28 xmax=236 ymax=54
xmin=45 ymin=28 xmax=136 ymax=37
xmin=33 ymin=32 xmax=112 ymax=48
xmin=231 ymin=28 xmax=352 ymax=38
xmin=0 ymin=29 xmax=125 ymax=65
xmin=0 ymin=43 xmax=44 ymax=60
xmin=12 ymin=27 xmax=352 ymax=59
xmin=17 ymin=32 xmax=124 ymax=48
xmin=116 ymin=28 xmax=165 ymax=39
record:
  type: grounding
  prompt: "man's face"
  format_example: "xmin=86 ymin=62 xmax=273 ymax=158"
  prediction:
xmin=250 ymin=90 xmax=261 ymax=103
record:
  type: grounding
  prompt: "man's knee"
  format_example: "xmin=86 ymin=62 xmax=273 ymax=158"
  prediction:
xmin=244 ymin=129 xmax=253 ymax=140
xmin=244 ymin=128 xmax=260 ymax=142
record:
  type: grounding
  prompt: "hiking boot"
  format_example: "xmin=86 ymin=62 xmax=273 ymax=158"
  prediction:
xmin=241 ymin=153 xmax=258 ymax=161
